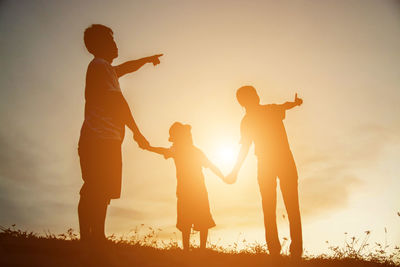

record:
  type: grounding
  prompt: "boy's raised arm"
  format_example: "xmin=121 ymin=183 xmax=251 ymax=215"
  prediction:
xmin=226 ymin=140 xmax=251 ymax=184
xmin=279 ymin=93 xmax=303 ymax=110
xmin=113 ymin=54 xmax=163 ymax=78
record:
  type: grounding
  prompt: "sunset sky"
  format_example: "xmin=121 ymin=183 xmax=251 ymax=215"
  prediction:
xmin=0 ymin=0 xmax=399 ymax=254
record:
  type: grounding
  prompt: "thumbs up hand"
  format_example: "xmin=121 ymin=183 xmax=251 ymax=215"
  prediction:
xmin=294 ymin=93 xmax=303 ymax=106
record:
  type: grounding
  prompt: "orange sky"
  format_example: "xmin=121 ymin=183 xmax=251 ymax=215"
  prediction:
xmin=0 ymin=0 xmax=399 ymax=254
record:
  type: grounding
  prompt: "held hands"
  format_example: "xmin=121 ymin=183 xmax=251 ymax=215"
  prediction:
xmin=224 ymin=171 xmax=238 ymax=184
xmin=134 ymin=133 xmax=150 ymax=150
xmin=148 ymin=54 xmax=163 ymax=66
xmin=294 ymin=93 xmax=303 ymax=106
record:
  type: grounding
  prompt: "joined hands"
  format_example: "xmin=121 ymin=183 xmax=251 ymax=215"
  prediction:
xmin=134 ymin=134 xmax=150 ymax=150
xmin=224 ymin=172 xmax=238 ymax=184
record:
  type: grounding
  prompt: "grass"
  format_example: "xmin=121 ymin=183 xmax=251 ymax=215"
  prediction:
xmin=0 ymin=225 xmax=399 ymax=267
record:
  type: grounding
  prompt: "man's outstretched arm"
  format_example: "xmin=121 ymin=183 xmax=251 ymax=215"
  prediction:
xmin=279 ymin=93 xmax=303 ymax=110
xmin=226 ymin=141 xmax=251 ymax=184
xmin=113 ymin=54 xmax=163 ymax=78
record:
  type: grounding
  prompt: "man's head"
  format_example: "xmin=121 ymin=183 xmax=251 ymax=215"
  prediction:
xmin=236 ymin=85 xmax=260 ymax=109
xmin=84 ymin=24 xmax=118 ymax=62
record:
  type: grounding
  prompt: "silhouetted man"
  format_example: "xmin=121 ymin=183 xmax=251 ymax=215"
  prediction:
xmin=78 ymin=24 xmax=162 ymax=246
xmin=227 ymin=85 xmax=303 ymax=257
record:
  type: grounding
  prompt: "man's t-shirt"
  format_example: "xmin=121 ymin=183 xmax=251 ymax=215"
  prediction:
xmin=240 ymin=104 xmax=291 ymax=158
xmin=80 ymin=57 xmax=125 ymax=141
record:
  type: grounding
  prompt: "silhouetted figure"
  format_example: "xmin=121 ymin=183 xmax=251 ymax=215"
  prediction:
xmin=227 ymin=86 xmax=303 ymax=257
xmin=78 ymin=24 xmax=162 ymax=246
xmin=146 ymin=122 xmax=225 ymax=250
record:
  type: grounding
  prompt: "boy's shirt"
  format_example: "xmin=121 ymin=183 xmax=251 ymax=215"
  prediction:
xmin=80 ymin=57 xmax=125 ymax=141
xmin=240 ymin=104 xmax=291 ymax=158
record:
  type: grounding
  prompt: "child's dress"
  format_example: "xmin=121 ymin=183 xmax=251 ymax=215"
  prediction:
xmin=165 ymin=145 xmax=216 ymax=231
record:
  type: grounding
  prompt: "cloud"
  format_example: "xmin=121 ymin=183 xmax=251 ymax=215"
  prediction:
xmin=291 ymin=122 xmax=399 ymax=218
xmin=292 ymin=155 xmax=362 ymax=219
xmin=0 ymin=130 xmax=43 ymax=225
xmin=108 ymin=206 xmax=147 ymax=220
xmin=0 ymin=131 xmax=41 ymax=182
xmin=347 ymin=124 xmax=400 ymax=163
xmin=0 ymin=185 xmax=27 ymax=225
xmin=0 ymin=128 xmax=79 ymax=229
xmin=300 ymin=175 xmax=362 ymax=217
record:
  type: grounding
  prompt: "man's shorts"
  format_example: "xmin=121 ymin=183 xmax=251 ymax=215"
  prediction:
xmin=78 ymin=136 xmax=122 ymax=202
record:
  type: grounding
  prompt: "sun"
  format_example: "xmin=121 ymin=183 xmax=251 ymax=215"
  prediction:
xmin=213 ymin=145 xmax=237 ymax=170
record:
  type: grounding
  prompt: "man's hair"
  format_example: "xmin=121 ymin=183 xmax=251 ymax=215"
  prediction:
xmin=236 ymin=85 xmax=259 ymax=106
xmin=83 ymin=24 xmax=113 ymax=55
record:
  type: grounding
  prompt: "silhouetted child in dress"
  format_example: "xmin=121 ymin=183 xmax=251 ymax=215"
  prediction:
xmin=146 ymin=122 xmax=225 ymax=251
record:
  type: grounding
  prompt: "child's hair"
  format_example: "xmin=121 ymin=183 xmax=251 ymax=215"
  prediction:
xmin=83 ymin=24 xmax=113 ymax=55
xmin=168 ymin=122 xmax=193 ymax=144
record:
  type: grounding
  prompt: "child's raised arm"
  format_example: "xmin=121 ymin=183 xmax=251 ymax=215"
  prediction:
xmin=208 ymin=162 xmax=225 ymax=181
xmin=202 ymin=154 xmax=225 ymax=181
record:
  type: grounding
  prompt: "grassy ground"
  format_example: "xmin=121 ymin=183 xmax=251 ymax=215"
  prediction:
xmin=1 ymin=226 xmax=399 ymax=267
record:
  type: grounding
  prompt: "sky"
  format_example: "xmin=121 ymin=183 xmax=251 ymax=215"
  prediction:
xmin=0 ymin=0 xmax=399 ymax=254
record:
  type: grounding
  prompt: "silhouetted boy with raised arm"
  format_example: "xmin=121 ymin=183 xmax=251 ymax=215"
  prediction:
xmin=227 ymin=86 xmax=303 ymax=258
xmin=78 ymin=24 xmax=162 ymax=246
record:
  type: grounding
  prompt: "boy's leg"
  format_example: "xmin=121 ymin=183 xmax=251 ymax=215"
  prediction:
xmin=279 ymin=156 xmax=302 ymax=257
xmin=181 ymin=228 xmax=191 ymax=251
xmin=200 ymin=229 xmax=208 ymax=249
xmin=280 ymin=179 xmax=302 ymax=257
xmin=258 ymin=160 xmax=281 ymax=256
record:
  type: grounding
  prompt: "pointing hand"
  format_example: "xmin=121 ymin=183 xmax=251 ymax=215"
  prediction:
xmin=149 ymin=54 xmax=163 ymax=66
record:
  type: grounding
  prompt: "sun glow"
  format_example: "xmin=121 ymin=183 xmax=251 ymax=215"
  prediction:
xmin=213 ymin=145 xmax=237 ymax=171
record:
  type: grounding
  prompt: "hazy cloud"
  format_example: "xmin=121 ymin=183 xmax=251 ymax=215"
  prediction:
xmin=300 ymin=175 xmax=362 ymax=217
xmin=0 ymin=128 xmax=79 ymax=229
xmin=292 ymin=123 xmax=399 ymax=217
xmin=108 ymin=206 xmax=147 ymax=220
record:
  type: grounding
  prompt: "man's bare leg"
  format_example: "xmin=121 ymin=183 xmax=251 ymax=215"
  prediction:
xmin=78 ymin=195 xmax=92 ymax=243
xmin=92 ymin=201 xmax=108 ymax=244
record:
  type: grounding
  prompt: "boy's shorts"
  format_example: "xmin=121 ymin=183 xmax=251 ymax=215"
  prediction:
xmin=78 ymin=136 xmax=122 ymax=203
